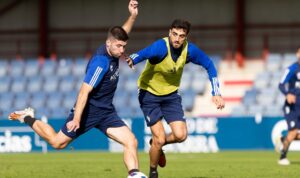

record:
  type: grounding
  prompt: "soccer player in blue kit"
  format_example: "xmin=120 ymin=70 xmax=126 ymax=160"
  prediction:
xmin=277 ymin=48 xmax=300 ymax=165
xmin=9 ymin=0 xmax=146 ymax=176
xmin=126 ymin=19 xmax=225 ymax=178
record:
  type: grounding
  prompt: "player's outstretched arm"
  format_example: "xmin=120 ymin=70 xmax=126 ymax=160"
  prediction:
xmin=212 ymin=95 xmax=225 ymax=110
xmin=122 ymin=0 xmax=138 ymax=34
xmin=67 ymin=83 xmax=93 ymax=132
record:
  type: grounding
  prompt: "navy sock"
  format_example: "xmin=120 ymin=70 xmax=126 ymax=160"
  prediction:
xmin=24 ymin=116 xmax=36 ymax=127
xmin=280 ymin=142 xmax=290 ymax=160
xmin=150 ymin=166 xmax=157 ymax=173
xmin=128 ymin=169 xmax=139 ymax=175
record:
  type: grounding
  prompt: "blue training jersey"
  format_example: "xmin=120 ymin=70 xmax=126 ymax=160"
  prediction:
xmin=83 ymin=45 xmax=119 ymax=110
xmin=129 ymin=38 xmax=221 ymax=96
xmin=279 ymin=62 xmax=300 ymax=105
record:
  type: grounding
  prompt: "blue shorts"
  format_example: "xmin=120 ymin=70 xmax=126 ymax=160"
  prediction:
xmin=283 ymin=104 xmax=300 ymax=130
xmin=61 ymin=104 xmax=126 ymax=139
xmin=138 ymin=89 xmax=185 ymax=127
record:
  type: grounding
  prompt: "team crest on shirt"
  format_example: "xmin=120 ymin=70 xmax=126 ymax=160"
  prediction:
xmin=110 ymin=68 xmax=119 ymax=81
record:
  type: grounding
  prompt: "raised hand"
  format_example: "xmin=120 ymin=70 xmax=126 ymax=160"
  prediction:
xmin=128 ymin=0 xmax=138 ymax=17
xmin=212 ymin=95 xmax=225 ymax=110
xmin=126 ymin=56 xmax=135 ymax=70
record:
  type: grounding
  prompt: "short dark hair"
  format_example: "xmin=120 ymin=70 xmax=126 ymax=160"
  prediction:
xmin=170 ymin=19 xmax=191 ymax=34
xmin=107 ymin=26 xmax=129 ymax=41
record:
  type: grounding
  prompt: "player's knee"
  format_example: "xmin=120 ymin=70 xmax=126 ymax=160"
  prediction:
xmin=122 ymin=133 xmax=138 ymax=148
xmin=152 ymin=137 xmax=166 ymax=148
xmin=50 ymin=140 xmax=67 ymax=150
xmin=287 ymin=129 xmax=298 ymax=141
xmin=126 ymin=137 xmax=138 ymax=149
xmin=174 ymin=132 xmax=187 ymax=143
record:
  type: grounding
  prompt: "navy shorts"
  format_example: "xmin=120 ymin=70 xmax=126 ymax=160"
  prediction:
xmin=283 ymin=104 xmax=300 ymax=130
xmin=61 ymin=104 xmax=126 ymax=139
xmin=138 ymin=89 xmax=185 ymax=127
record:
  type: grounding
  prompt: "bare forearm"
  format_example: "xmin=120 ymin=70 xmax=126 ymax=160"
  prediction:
xmin=122 ymin=0 xmax=138 ymax=34
xmin=73 ymin=92 xmax=88 ymax=123
xmin=122 ymin=15 xmax=137 ymax=34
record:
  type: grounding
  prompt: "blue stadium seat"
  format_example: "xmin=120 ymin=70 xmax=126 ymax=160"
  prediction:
xmin=116 ymin=106 xmax=134 ymax=117
xmin=119 ymin=61 xmax=133 ymax=77
xmin=0 ymin=60 xmax=9 ymax=77
xmin=275 ymin=93 xmax=286 ymax=105
xmin=35 ymin=107 xmax=51 ymax=119
xmin=128 ymin=93 xmax=140 ymax=111
xmin=75 ymin=77 xmax=83 ymax=91
xmin=41 ymin=60 xmax=56 ymax=76
xmin=282 ymin=53 xmax=297 ymax=69
xmin=57 ymin=58 xmax=73 ymax=77
xmin=10 ymin=60 xmax=25 ymax=77
xmin=62 ymin=91 xmax=77 ymax=109
xmin=242 ymin=89 xmax=257 ymax=106
xmin=59 ymin=75 xmax=76 ymax=92
xmin=192 ymin=71 xmax=208 ymax=81
xmin=43 ymin=76 xmax=59 ymax=92
xmin=256 ymin=88 xmax=277 ymax=106
xmin=73 ymin=58 xmax=88 ymax=76
xmin=113 ymin=90 xmax=129 ymax=108
xmin=11 ymin=76 xmax=27 ymax=93
xmin=24 ymin=59 xmax=40 ymax=77
xmin=46 ymin=92 xmax=63 ymax=109
xmin=264 ymin=105 xmax=283 ymax=117
xmin=253 ymin=72 xmax=271 ymax=89
xmin=266 ymin=54 xmax=282 ymax=72
xmin=247 ymin=105 xmax=264 ymax=116
xmin=30 ymin=91 xmax=47 ymax=109
xmin=0 ymin=77 xmax=11 ymax=93
xmin=231 ymin=105 xmax=248 ymax=116
xmin=0 ymin=92 xmax=14 ymax=111
xmin=269 ymin=71 xmax=283 ymax=88
xmin=180 ymin=72 xmax=192 ymax=91
xmin=180 ymin=89 xmax=196 ymax=111
xmin=27 ymin=76 xmax=43 ymax=93
xmin=191 ymin=80 xmax=206 ymax=95
xmin=124 ymin=77 xmax=138 ymax=92
xmin=50 ymin=108 xmax=67 ymax=118
xmin=14 ymin=92 xmax=30 ymax=109
xmin=0 ymin=109 xmax=11 ymax=119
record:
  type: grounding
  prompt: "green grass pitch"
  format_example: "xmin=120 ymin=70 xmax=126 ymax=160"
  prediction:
xmin=0 ymin=151 xmax=299 ymax=178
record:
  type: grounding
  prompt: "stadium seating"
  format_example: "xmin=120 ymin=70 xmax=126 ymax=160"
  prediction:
xmin=231 ymin=52 xmax=296 ymax=117
xmin=0 ymin=57 xmax=214 ymax=119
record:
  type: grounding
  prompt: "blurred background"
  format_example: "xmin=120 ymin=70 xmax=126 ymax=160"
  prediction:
xmin=0 ymin=0 xmax=300 ymax=152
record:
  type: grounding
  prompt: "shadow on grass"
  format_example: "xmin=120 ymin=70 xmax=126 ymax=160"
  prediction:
xmin=290 ymin=161 xmax=300 ymax=165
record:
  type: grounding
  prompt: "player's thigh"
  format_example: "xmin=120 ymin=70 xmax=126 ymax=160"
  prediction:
xmin=169 ymin=121 xmax=187 ymax=138
xmin=106 ymin=126 xmax=136 ymax=146
xmin=150 ymin=120 xmax=166 ymax=145
xmin=52 ymin=130 xmax=73 ymax=148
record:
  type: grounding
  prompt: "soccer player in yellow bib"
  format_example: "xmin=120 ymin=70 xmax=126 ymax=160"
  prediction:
xmin=127 ymin=19 xmax=225 ymax=178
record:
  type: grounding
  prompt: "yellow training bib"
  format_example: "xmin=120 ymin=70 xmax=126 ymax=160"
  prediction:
xmin=138 ymin=37 xmax=188 ymax=95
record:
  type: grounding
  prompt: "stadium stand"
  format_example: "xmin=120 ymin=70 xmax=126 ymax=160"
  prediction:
xmin=230 ymin=53 xmax=298 ymax=117
xmin=0 ymin=56 xmax=219 ymax=119
xmin=1 ymin=53 xmax=294 ymax=119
